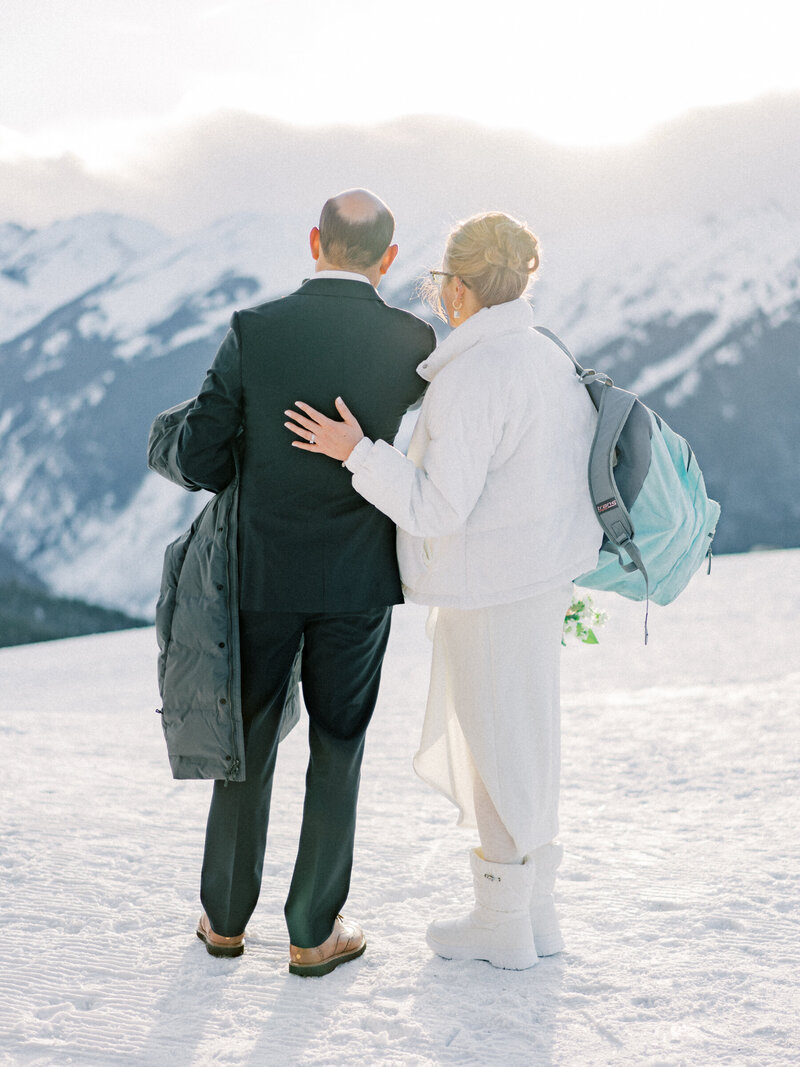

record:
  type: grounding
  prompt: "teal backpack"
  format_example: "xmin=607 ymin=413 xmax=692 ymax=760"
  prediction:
xmin=535 ymin=327 xmax=721 ymax=641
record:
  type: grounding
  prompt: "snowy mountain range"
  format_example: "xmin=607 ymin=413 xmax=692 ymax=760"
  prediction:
xmin=0 ymin=194 xmax=797 ymax=615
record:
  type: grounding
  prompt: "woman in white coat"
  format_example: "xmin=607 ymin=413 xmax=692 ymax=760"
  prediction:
xmin=286 ymin=212 xmax=603 ymax=970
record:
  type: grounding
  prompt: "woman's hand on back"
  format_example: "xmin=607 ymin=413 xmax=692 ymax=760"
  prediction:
xmin=285 ymin=397 xmax=365 ymax=462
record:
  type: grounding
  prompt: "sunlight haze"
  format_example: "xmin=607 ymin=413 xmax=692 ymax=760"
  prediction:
xmin=2 ymin=0 xmax=799 ymax=168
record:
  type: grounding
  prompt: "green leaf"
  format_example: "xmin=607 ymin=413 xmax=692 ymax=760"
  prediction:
xmin=562 ymin=594 xmax=606 ymax=646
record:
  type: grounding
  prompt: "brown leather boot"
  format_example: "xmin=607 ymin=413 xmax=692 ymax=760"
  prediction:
xmin=289 ymin=915 xmax=366 ymax=977
xmin=196 ymin=913 xmax=245 ymax=958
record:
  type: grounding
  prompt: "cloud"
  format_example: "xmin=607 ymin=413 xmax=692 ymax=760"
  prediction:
xmin=1 ymin=96 xmax=799 ymax=238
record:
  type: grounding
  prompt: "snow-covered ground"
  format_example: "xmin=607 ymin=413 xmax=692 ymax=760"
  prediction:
xmin=1 ymin=549 xmax=798 ymax=1066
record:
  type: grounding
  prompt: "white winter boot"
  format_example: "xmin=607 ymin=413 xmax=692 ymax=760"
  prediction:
xmin=528 ymin=842 xmax=564 ymax=956
xmin=426 ymin=849 xmax=538 ymax=970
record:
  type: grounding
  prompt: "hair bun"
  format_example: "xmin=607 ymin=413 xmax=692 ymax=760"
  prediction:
xmin=440 ymin=210 xmax=541 ymax=309
xmin=483 ymin=220 xmax=539 ymax=274
xmin=483 ymin=246 xmax=508 ymax=268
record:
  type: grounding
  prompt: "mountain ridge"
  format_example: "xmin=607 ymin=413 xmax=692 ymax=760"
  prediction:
xmin=3 ymin=93 xmax=800 ymax=235
xmin=0 ymin=104 xmax=797 ymax=613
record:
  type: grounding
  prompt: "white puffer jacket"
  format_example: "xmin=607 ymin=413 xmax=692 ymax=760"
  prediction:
xmin=344 ymin=298 xmax=603 ymax=609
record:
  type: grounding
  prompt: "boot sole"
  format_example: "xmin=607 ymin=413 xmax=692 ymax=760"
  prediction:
xmin=289 ymin=940 xmax=366 ymax=977
xmin=196 ymin=928 xmax=245 ymax=958
xmin=426 ymin=933 xmax=538 ymax=971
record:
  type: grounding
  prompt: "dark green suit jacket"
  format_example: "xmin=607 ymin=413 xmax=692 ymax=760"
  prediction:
xmin=175 ymin=277 xmax=436 ymax=613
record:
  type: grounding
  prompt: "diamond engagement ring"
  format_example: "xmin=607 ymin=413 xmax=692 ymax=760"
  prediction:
xmin=310 ymin=434 xmax=316 ymax=445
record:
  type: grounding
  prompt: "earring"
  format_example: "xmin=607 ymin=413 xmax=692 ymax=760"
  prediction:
xmin=452 ymin=297 xmax=463 ymax=320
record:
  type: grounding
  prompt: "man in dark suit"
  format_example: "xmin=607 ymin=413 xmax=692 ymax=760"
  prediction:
xmin=175 ymin=189 xmax=436 ymax=976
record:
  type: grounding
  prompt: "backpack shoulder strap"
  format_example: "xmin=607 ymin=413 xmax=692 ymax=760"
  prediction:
xmin=533 ymin=325 xmax=584 ymax=373
xmin=534 ymin=325 xmax=634 ymax=546
xmin=536 ymin=328 xmax=647 ymax=551
xmin=535 ymin=324 xmax=651 ymax=642
xmin=589 ymin=386 xmax=637 ymax=548
xmin=534 ymin=325 xmax=614 ymax=388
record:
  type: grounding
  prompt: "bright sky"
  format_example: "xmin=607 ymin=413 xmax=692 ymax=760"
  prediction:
xmin=2 ymin=0 xmax=799 ymax=167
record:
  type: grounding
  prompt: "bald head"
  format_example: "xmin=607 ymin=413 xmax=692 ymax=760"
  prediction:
xmin=318 ymin=188 xmax=395 ymax=271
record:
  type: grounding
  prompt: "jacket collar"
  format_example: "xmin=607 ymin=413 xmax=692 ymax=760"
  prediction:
xmin=295 ymin=277 xmax=384 ymax=303
xmin=416 ymin=298 xmax=534 ymax=382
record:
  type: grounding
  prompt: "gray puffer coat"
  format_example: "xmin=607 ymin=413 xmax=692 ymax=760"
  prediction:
xmin=148 ymin=400 xmax=300 ymax=781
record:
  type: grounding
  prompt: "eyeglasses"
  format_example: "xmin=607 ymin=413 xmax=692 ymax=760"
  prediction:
xmin=429 ymin=270 xmax=453 ymax=285
xmin=429 ymin=270 xmax=471 ymax=288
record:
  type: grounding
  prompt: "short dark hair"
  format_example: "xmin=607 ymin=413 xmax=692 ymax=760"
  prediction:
xmin=319 ymin=197 xmax=395 ymax=270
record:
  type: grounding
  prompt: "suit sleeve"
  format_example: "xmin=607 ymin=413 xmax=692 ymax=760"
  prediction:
xmin=388 ymin=320 xmax=435 ymax=426
xmin=175 ymin=316 xmax=243 ymax=492
xmin=408 ymin=323 xmax=436 ymax=408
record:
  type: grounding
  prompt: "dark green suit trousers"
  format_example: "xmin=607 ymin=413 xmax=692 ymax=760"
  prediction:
xmin=200 ymin=606 xmax=392 ymax=947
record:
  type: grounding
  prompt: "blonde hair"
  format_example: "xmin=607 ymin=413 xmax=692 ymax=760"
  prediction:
xmin=419 ymin=212 xmax=540 ymax=317
xmin=445 ymin=212 xmax=540 ymax=307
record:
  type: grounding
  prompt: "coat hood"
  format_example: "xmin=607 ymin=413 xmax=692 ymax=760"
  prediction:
xmin=416 ymin=298 xmax=535 ymax=382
